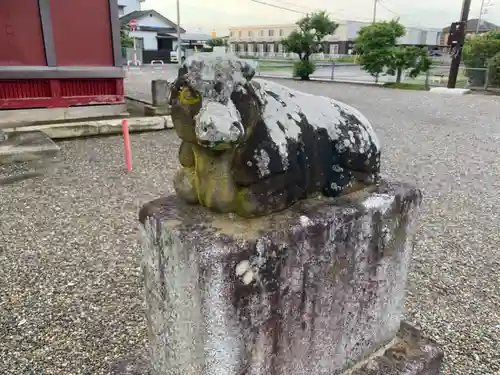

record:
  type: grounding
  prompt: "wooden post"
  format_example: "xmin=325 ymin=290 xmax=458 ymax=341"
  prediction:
xmin=447 ymin=0 xmax=472 ymax=88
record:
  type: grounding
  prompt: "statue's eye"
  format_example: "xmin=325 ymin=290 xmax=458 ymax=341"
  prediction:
xmin=179 ymin=87 xmax=200 ymax=105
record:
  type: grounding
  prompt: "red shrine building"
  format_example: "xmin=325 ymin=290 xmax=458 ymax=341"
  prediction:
xmin=0 ymin=0 xmax=125 ymax=121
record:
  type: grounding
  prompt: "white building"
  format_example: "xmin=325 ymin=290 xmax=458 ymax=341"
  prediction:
xmin=401 ymin=26 xmax=442 ymax=46
xmin=120 ymin=9 xmax=186 ymax=51
xmin=117 ymin=0 xmax=145 ymax=17
xmin=118 ymin=1 xmax=212 ymax=63
xmin=228 ymin=21 xmax=443 ymax=57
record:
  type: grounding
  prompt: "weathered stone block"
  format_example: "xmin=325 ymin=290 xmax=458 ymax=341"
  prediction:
xmin=139 ymin=180 xmax=435 ymax=375
xmin=151 ymin=80 xmax=172 ymax=115
xmin=347 ymin=322 xmax=443 ymax=375
xmin=0 ymin=131 xmax=59 ymax=165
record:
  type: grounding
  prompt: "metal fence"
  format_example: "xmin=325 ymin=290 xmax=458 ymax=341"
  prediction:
xmin=236 ymin=52 xmax=357 ymax=61
xmin=421 ymin=66 xmax=496 ymax=90
xmin=245 ymin=57 xmax=497 ymax=92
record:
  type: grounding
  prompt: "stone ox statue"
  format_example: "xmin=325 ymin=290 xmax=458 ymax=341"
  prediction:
xmin=170 ymin=54 xmax=381 ymax=217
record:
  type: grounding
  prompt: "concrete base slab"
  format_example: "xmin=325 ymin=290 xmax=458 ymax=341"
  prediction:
xmin=0 ymin=104 xmax=128 ymax=129
xmin=345 ymin=322 xmax=443 ymax=375
xmin=0 ymin=131 xmax=60 ymax=165
xmin=2 ymin=116 xmax=173 ymax=139
xmin=108 ymin=322 xmax=443 ymax=375
xmin=429 ymin=87 xmax=471 ymax=95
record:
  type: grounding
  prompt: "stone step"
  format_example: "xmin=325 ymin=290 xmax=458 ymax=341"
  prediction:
xmin=2 ymin=116 xmax=172 ymax=139
xmin=0 ymin=131 xmax=60 ymax=165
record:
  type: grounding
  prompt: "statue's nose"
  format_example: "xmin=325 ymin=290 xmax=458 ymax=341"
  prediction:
xmin=198 ymin=120 xmax=243 ymax=144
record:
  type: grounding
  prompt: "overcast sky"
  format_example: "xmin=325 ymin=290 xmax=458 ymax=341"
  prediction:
xmin=144 ymin=0 xmax=499 ymax=35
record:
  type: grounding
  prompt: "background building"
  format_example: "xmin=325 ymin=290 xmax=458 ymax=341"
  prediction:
xmin=117 ymin=0 xmax=145 ymax=17
xmin=228 ymin=21 xmax=443 ymax=58
xmin=118 ymin=0 xmax=212 ymax=63
xmin=120 ymin=10 xmax=185 ymax=51
xmin=441 ymin=18 xmax=500 ymax=45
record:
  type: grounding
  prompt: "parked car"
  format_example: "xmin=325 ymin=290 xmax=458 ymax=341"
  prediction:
xmin=170 ymin=50 xmax=181 ymax=63
xmin=429 ymin=49 xmax=442 ymax=58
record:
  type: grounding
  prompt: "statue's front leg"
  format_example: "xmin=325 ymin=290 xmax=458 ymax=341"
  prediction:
xmin=235 ymin=174 xmax=304 ymax=218
xmin=173 ymin=167 xmax=198 ymax=205
xmin=173 ymin=141 xmax=198 ymax=205
xmin=179 ymin=140 xmax=195 ymax=167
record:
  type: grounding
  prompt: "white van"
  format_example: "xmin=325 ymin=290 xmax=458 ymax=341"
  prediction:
xmin=170 ymin=50 xmax=183 ymax=63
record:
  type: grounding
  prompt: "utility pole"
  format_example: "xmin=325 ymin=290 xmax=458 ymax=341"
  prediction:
xmin=476 ymin=0 xmax=486 ymax=33
xmin=447 ymin=0 xmax=472 ymax=88
xmin=176 ymin=0 xmax=182 ymax=65
xmin=372 ymin=0 xmax=377 ymax=24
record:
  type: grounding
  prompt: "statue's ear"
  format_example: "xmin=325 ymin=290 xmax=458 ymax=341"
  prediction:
xmin=246 ymin=80 xmax=266 ymax=112
xmin=169 ymin=77 xmax=185 ymax=105
xmin=177 ymin=63 xmax=188 ymax=79
xmin=240 ymin=59 xmax=256 ymax=81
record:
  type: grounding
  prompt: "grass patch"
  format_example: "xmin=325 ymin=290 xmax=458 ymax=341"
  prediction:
xmin=383 ymin=82 xmax=427 ymax=90
xmin=258 ymin=65 xmax=292 ymax=72
xmin=430 ymin=60 xmax=449 ymax=66
xmin=238 ymin=55 xmax=259 ymax=60
xmin=403 ymin=72 xmax=469 ymax=89
xmin=257 ymin=61 xmax=292 ymax=72
xmin=330 ymin=56 xmax=358 ymax=63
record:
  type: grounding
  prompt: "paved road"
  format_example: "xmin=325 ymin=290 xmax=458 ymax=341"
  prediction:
xmin=256 ymin=64 xmax=385 ymax=83
xmin=2 ymin=77 xmax=499 ymax=374
xmin=124 ymin=65 xmax=384 ymax=104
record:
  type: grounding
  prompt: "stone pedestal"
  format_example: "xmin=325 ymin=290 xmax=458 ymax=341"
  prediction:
xmin=138 ymin=180 xmax=443 ymax=375
xmin=150 ymin=80 xmax=171 ymax=115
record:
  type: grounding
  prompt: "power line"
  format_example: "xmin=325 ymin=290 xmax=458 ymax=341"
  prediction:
xmin=249 ymin=0 xmax=389 ymax=24
xmin=476 ymin=0 xmax=494 ymax=33
xmin=250 ymin=0 xmax=306 ymax=14
xmin=371 ymin=0 xmax=423 ymax=27
xmin=375 ymin=1 xmax=426 ymax=27
xmin=251 ymin=0 xmax=348 ymax=18
xmin=377 ymin=1 xmax=400 ymax=17
xmin=272 ymin=0 xmax=314 ymax=12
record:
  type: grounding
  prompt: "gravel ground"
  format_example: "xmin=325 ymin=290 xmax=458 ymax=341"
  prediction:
xmin=2 ymin=79 xmax=500 ymax=374
xmin=0 ymin=134 xmax=180 ymax=375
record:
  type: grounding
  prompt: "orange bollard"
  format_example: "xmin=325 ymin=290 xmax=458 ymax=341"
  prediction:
xmin=122 ymin=119 xmax=133 ymax=173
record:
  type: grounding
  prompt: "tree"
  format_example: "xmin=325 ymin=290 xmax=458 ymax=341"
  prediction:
xmin=462 ymin=30 xmax=500 ymax=86
xmin=208 ymin=38 xmax=228 ymax=47
xmin=281 ymin=11 xmax=338 ymax=80
xmin=355 ymin=20 xmax=403 ymax=82
xmin=121 ymin=26 xmax=133 ymax=48
xmin=355 ymin=20 xmax=431 ymax=83
xmin=487 ymin=52 xmax=500 ymax=87
xmin=387 ymin=46 xmax=432 ymax=83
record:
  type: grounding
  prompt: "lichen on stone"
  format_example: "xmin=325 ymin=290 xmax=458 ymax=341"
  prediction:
xmin=169 ymin=53 xmax=382 ymax=218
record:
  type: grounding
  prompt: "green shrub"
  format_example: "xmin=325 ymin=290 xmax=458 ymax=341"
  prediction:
xmin=331 ymin=56 xmax=357 ymax=63
xmin=293 ymin=60 xmax=315 ymax=80
xmin=463 ymin=31 xmax=500 ymax=86
xmin=487 ymin=52 xmax=500 ymax=87
xmin=383 ymin=82 xmax=427 ymax=90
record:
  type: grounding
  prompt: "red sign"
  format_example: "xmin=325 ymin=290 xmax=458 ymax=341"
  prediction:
xmin=129 ymin=19 xmax=137 ymax=31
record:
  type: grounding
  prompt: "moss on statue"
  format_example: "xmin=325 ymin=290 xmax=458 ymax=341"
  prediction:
xmin=174 ymin=142 xmax=259 ymax=216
